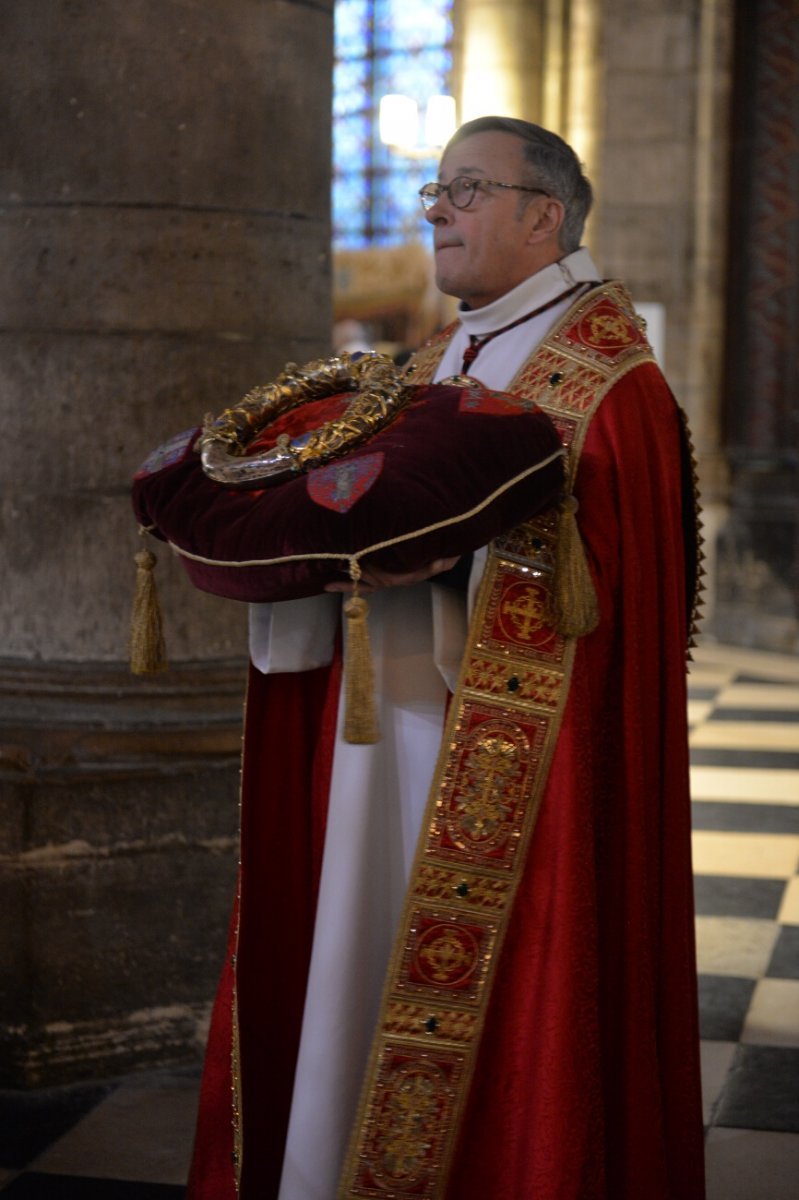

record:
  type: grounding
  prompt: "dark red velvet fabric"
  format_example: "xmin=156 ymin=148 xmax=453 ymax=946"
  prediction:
xmin=131 ymin=384 xmax=565 ymax=602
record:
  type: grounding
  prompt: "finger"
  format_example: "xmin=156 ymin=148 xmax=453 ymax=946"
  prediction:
xmin=324 ymin=555 xmax=462 ymax=593
xmin=360 ymin=556 xmax=462 ymax=589
xmin=362 ymin=556 xmax=460 ymax=587
xmin=428 ymin=556 xmax=461 ymax=576
xmin=323 ymin=581 xmax=376 ymax=594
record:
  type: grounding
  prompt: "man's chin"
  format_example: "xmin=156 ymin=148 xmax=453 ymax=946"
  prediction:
xmin=433 ymin=270 xmax=462 ymax=300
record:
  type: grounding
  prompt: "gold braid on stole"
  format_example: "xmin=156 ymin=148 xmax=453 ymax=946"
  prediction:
xmin=337 ymin=282 xmax=663 ymax=1198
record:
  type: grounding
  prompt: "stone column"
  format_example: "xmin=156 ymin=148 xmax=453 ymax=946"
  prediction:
xmin=592 ymin=0 xmax=737 ymax=637
xmin=455 ymin=0 xmax=546 ymax=121
xmin=714 ymin=0 xmax=799 ymax=651
xmin=454 ymin=0 xmax=602 ymax=228
xmin=0 ymin=0 xmax=333 ymax=1086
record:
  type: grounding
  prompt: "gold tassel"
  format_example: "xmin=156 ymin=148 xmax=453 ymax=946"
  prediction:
xmin=129 ymin=540 xmax=168 ymax=675
xmin=342 ymin=561 xmax=380 ymax=744
xmin=546 ymin=494 xmax=599 ymax=639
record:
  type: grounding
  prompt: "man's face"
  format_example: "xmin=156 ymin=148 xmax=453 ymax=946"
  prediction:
xmin=426 ymin=131 xmax=554 ymax=309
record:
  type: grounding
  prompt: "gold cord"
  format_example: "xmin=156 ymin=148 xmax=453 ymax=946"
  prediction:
xmin=164 ymin=448 xmax=566 ymax=574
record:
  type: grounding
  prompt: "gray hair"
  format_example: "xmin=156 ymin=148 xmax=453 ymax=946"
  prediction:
xmin=444 ymin=116 xmax=593 ymax=254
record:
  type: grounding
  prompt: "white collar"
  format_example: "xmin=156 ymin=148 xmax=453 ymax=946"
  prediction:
xmin=457 ymin=247 xmax=601 ymax=336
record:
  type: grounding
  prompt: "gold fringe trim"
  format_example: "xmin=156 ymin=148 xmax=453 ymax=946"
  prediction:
xmin=546 ymin=494 xmax=599 ymax=638
xmin=129 ymin=540 xmax=168 ymax=675
xmin=678 ymin=405 xmax=705 ymax=659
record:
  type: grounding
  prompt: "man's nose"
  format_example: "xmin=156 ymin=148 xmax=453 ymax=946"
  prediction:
xmin=424 ymin=191 xmax=452 ymax=223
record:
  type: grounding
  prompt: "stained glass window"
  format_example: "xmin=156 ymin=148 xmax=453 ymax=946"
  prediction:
xmin=333 ymin=0 xmax=454 ymax=247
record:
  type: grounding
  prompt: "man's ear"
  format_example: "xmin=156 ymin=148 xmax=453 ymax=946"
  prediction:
xmin=526 ymin=197 xmax=565 ymax=245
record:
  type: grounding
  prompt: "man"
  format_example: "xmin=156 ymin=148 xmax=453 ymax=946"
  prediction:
xmin=187 ymin=117 xmax=705 ymax=1199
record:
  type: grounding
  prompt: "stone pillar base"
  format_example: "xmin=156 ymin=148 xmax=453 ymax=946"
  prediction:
xmin=713 ymin=462 xmax=799 ymax=654
xmin=0 ymin=659 xmax=245 ymax=1088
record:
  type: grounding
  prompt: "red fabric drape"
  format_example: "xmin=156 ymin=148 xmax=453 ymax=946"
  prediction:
xmin=187 ymin=653 xmax=341 ymax=1200
xmin=445 ymin=366 xmax=704 ymax=1198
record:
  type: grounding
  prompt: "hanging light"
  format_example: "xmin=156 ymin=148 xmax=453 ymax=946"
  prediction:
xmin=379 ymin=94 xmax=419 ymax=150
xmin=379 ymin=94 xmax=456 ymax=155
xmin=424 ymin=95 xmax=456 ymax=148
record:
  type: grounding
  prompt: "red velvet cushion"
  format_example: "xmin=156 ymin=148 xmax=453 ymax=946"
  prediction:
xmin=131 ymin=382 xmax=565 ymax=603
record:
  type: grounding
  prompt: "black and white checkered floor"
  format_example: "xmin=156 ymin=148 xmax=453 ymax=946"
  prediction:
xmin=689 ymin=643 xmax=799 ymax=1197
xmin=2 ymin=643 xmax=797 ymax=1198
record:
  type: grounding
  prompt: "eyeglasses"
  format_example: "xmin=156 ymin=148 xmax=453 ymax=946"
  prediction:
xmin=418 ymin=175 xmax=551 ymax=212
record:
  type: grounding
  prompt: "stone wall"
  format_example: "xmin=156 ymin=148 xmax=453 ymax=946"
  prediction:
xmin=0 ymin=0 xmax=334 ymax=1087
xmin=587 ymin=0 xmax=796 ymax=650
xmin=591 ymin=0 xmax=734 ymax=638
xmin=714 ymin=0 xmax=799 ymax=652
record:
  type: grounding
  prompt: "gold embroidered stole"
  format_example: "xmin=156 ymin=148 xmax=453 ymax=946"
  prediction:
xmin=337 ymin=283 xmax=656 ymax=1199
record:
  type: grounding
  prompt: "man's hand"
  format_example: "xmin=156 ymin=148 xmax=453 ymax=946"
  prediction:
xmin=324 ymin=556 xmax=461 ymax=594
